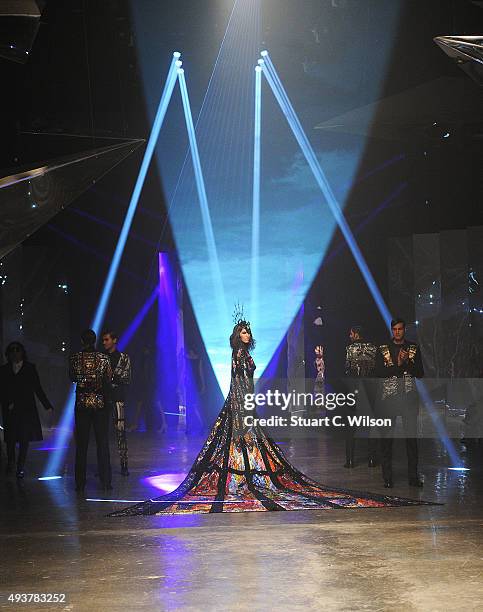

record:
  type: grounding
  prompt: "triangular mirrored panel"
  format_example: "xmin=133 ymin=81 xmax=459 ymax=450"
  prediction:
xmin=0 ymin=139 xmax=144 ymax=259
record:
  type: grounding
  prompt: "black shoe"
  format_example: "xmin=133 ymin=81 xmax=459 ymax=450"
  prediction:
xmin=121 ymin=466 xmax=129 ymax=477
xmin=367 ymin=458 xmax=378 ymax=468
xmin=408 ymin=477 xmax=423 ymax=488
xmin=344 ymin=460 xmax=354 ymax=468
xmin=384 ymin=479 xmax=394 ymax=488
xmin=16 ymin=469 xmax=25 ymax=479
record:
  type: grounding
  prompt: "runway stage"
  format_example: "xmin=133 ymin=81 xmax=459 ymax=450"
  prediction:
xmin=1 ymin=432 xmax=482 ymax=611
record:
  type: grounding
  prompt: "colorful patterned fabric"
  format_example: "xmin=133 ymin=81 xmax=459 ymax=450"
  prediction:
xmin=345 ymin=341 xmax=377 ymax=377
xmin=69 ymin=350 xmax=112 ymax=411
xmin=110 ymin=348 xmax=434 ymax=516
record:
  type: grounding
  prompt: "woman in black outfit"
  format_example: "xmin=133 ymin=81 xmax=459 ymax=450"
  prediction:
xmin=0 ymin=342 xmax=53 ymax=478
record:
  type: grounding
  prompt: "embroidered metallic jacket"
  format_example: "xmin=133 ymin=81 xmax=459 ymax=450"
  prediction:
xmin=345 ymin=341 xmax=377 ymax=378
xmin=376 ymin=340 xmax=424 ymax=400
xmin=69 ymin=350 xmax=112 ymax=410
xmin=109 ymin=351 xmax=131 ymax=402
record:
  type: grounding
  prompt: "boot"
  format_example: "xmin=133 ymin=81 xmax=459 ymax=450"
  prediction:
xmin=344 ymin=439 xmax=355 ymax=468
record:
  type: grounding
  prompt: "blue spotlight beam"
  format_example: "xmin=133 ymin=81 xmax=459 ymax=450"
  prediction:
xmin=119 ymin=287 xmax=159 ymax=351
xmin=260 ymin=52 xmax=392 ymax=327
xmin=177 ymin=68 xmax=228 ymax=326
xmin=251 ymin=65 xmax=262 ymax=328
xmin=43 ymin=53 xmax=181 ymax=478
xmin=259 ymin=52 xmax=461 ymax=465
xmin=92 ymin=52 xmax=181 ymax=334
xmin=259 ymin=54 xmax=461 ymax=464
xmin=416 ymin=380 xmax=460 ymax=466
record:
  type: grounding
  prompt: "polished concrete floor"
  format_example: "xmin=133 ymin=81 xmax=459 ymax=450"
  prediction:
xmin=1 ymin=428 xmax=482 ymax=612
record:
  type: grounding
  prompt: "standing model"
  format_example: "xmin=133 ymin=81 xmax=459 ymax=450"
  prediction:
xmin=69 ymin=329 xmax=112 ymax=493
xmin=343 ymin=325 xmax=378 ymax=468
xmin=102 ymin=330 xmax=131 ymax=476
xmin=375 ymin=318 xmax=424 ymax=488
xmin=110 ymin=312 xmax=428 ymax=516
xmin=0 ymin=342 xmax=53 ymax=478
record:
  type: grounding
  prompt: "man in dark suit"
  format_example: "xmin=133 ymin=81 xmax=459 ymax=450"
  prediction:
xmin=375 ymin=318 xmax=424 ymax=489
xmin=69 ymin=329 xmax=112 ymax=493
xmin=0 ymin=341 xmax=53 ymax=478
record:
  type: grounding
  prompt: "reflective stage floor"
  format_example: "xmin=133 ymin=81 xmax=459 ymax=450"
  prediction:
xmin=1 ymin=430 xmax=482 ymax=611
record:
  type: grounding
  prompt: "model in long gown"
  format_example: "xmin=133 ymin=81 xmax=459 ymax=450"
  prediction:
xmin=110 ymin=328 xmax=435 ymax=516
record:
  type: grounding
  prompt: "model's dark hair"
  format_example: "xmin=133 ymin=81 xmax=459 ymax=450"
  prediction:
xmin=81 ymin=328 xmax=97 ymax=347
xmin=101 ymin=329 xmax=119 ymax=342
xmin=5 ymin=341 xmax=27 ymax=361
xmin=391 ymin=318 xmax=406 ymax=328
xmin=230 ymin=322 xmax=255 ymax=351
xmin=350 ymin=325 xmax=364 ymax=339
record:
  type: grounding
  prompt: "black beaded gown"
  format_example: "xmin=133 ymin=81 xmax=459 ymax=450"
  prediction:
xmin=110 ymin=348 xmax=432 ymax=515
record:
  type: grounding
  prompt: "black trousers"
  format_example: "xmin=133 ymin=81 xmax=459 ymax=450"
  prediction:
xmin=344 ymin=379 xmax=378 ymax=461
xmin=378 ymin=406 xmax=419 ymax=481
xmin=109 ymin=400 xmax=128 ymax=469
xmin=6 ymin=437 xmax=29 ymax=469
xmin=75 ymin=407 xmax=111 ymax=488
xmin=345 ymin=427 xmax=378 ymax=461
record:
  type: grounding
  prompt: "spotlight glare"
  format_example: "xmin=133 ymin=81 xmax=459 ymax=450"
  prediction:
xmin=261 ymin=50 xmax=268 ymax=56
xmin=448 ymin=467 xmax=470 ymax=471
xmin=38 ymin=476 xmax=62 ymax=481
xmin=175 ymin=60 xmax=183 ymax=68
xmin=173 ymin=51 xmax=181 ymax=58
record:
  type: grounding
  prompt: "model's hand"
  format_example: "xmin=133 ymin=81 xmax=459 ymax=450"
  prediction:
xmin=397 ymin=349 xmax=409 ymax=366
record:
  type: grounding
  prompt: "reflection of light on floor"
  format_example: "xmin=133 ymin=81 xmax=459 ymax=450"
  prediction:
xmin=447 ymin=467 xmax=470 ymax=472
xmin=35 ymin=447 xmax=68 ymax=451
xmin=87 ymin=498 xmax=145 ymax=503
xmin=38 ymin=476 xmax=63 ymax=481
xmin=144 ymin=473 xmax=186 ymax=492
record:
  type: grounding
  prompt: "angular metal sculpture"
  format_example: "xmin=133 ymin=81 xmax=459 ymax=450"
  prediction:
xmin=0 ymin=139 xmax=144 ymax=259
xmin=314 ymin=76 xmax=483 ymax=141
xmin=0 ymin=0 xmax=41 ymax=64
xmin=434 ymin=36 xmax=483 ymax=86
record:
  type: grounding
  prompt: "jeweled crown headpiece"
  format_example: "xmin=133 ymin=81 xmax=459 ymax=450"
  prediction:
xmin=232 ymin=301 xmax=251 ymax=330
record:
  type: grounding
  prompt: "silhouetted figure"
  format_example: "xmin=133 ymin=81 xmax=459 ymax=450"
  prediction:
xmin=185 ymin=346 xmax=206 ymax=435
xmin=0 ymin=341 xmax=53 ymax=478
xmin=69 ymin=329 xmax=112 ymax=493
xmin=128 ymin=346 xmax=166 ymax=433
